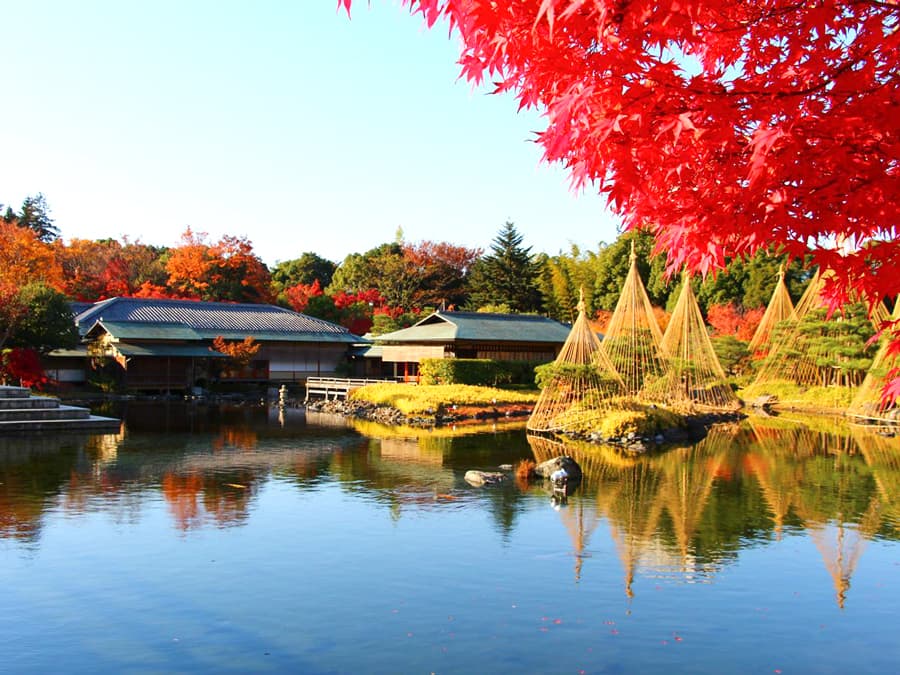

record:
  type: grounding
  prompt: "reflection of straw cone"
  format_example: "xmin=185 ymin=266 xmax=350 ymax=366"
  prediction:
xmin=807 ymin=519 xmax=869 ymax=610
xmin=853 ymin=428 xmax=900 ymax=522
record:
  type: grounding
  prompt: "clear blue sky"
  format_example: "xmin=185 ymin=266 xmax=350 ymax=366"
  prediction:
xmin=1 ymin=1 xmax=622 ymax=265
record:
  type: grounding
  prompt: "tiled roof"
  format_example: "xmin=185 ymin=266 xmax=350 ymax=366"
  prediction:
xmin=376 ymin=311 xmax=570 ymax=344
xmin=74 ymin=297 xmax=358 ymax=343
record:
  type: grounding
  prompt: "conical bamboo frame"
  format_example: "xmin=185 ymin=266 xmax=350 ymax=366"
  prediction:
xmin=752 ymin=269 xmax=874 ymax=388
xmin=527 ymin=290 xmax=626 ymax=433
xmin=599 ymin=243 xmax=671 ymax=400
xmin=848 ymin=300 xmax=900 ymax=421
xmin=657 ymin=274 xmax=741 ymax=411
xmin=748 ymin=266 xmax=797 ymax=354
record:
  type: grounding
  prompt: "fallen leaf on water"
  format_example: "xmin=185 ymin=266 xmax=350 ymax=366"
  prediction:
xmin=435 ymin=493 xmax=458 ymax=501
xmin=225 ymin=483 xmax=246 ymax=489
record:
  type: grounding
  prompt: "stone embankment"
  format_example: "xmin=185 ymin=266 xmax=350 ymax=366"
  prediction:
xmin=304 ymin=398 xmax=530 ymax=427
xmin=560 ymin=411 xmax=744 ymax=454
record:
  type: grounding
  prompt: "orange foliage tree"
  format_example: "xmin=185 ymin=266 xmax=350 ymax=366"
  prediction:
xmin=0 ymin=220 xmax=64 ymax=291
xmin=212 ymin=336 xmax=261 ymax=368
xmin=707 ymin=303 xmax=766 ymax=342
xmin=166 ymin=228 xmax=273 ymax=303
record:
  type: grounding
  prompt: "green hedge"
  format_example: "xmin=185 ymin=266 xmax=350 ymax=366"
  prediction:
xmin=419 ymin=358 xmax=542 ymax=387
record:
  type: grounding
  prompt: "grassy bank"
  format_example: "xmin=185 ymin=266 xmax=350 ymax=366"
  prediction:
xmin=739 ymin=380 xmax=854 ymax=412
xmin=350 ymin=383 xmax=538 ymax=416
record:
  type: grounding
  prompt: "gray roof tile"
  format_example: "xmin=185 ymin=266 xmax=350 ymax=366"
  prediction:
xmin=376 ymin=311 xmax=570 ymax=344
xmin=75 ymin=297 xmax=358 ymax=343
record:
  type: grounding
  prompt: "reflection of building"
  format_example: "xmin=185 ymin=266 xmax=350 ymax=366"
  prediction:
xmin=47 ymin=297 xmax=361 ymax=392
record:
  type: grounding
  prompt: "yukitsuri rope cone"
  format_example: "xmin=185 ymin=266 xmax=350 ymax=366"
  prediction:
xmin=848 ymin=301 xmax=900 ymax=421
xmin=752 ymin=269 xmax=848 ymax=387
xmin=655 ymin=274 xmax=741 ymax=411
xmin=599 ymin=242 xmax=671 ymax=401
xmin=753 ymin=267 xmax=880 ymax=390
xmin=527 ymin=290 xmax=626 ymax=433
xmin=747 ymin=266 xmax=797 ymax=355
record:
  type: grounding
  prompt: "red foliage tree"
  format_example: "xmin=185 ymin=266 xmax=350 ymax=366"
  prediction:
xmin=285 ymin=279 xmax=325 ymax=313
xmin=55 ymin=237 xmax=168 ymax=301
xmin=344 ymin=0 xmax=899 ymax=384
xmin=0 ymin=348 xmax=48 ymax=389
xmin=401 ymin=240 xmax=482 ymax=307
xmin=707 ymin=303 xmax=765 ymax=342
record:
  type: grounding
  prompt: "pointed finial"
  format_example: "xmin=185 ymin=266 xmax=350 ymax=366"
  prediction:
xmin=777 ymin=263 xmax=784 ymax=281
xmin=629 ymin=239 xmax=637 ymax=264
xmin=577 ymin=287 xmax=586 ymax=315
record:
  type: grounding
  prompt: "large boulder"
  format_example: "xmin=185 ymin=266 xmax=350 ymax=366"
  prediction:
xmin=465 ymin=470 xmax=506 ymax=486
xmin=533 ymin=456 xmax=582 ymax=482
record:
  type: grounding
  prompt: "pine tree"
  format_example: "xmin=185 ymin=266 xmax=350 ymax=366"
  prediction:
xmin=17 ymin=193 xmax=59 ymax=242
xmin=466 ymin=221 xmax=542 ymax=313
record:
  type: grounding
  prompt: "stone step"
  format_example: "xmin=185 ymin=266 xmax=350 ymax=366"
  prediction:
xmin=0 ymin=397 xmax=60 ymax=410
xmin=0 ymin=415 xmax=121 ymax=433
xmin=0 ymin=385 xmax=30 ymax=399
xmin=0 ymin=405 xmax=92 ymax=422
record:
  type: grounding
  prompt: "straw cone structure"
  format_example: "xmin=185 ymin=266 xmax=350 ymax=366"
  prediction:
xmin=753 ymin=270 xmax=875 ymax=388
xmin=657 ymin=275 xmax=740 ymax=411
xmin=752 ymin=270 xmax=825 ymax=385
xmin=848 ymin=301 xmax=900 ymax=421
xmin=747 ymin=267 xmax=797 ymax=354
xmin=599 ymin=243 xmax=671 ymax=400
xmin=527 ymin=291 xmax=626 ymax=433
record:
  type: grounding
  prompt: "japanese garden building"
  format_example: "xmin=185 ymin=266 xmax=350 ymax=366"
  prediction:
xmin=369 ymin=311 xmax=571 ymax=380
xmin=48 ymin=297 xmax=361 ymax=392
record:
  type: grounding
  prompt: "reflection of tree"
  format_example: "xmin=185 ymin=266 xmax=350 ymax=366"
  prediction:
xmin=853 ymin=428 xmax=900 ymax=530
xmin=528 ymin=434 xmax=608 ymax=583
xmin=607 ymin=454 xmax=665 ymax=598
xmin=0 ymin=437 xmax=89 ymax=543
xmin=212 ymin=426 xmax=258 ymax=452
xmin=654 ymin=430 xmax=732 ymax=567
xmin=747 ymin=417 xmax=886 ymax=608
xmin=161 ymin=469 xmax=257 ymax=531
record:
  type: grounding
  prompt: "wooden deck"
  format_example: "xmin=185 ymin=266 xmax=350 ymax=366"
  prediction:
xmin=304 ymin=377 xmax=401 ymax=401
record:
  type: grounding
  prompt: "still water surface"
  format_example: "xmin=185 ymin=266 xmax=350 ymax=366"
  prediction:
xmin=2 ymin=403 xmax=899 ymax=673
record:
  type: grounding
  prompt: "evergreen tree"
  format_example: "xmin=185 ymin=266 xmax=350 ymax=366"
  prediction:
xmin=592 ymin=230 xmax=670 ymax=311
xmin=17 ymin=193 xmax=59 ymax=242
xmin=7 ymin=283 xmax=78 ymax=353
xmin=271 ymin=252 xmax=337 ymax=293
xmin=466 ymin=221 xmax=542 ymax=313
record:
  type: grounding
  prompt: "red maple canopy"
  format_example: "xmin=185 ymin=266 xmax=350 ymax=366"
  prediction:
xmin=342 ymin=0 xmax=897 ymax=306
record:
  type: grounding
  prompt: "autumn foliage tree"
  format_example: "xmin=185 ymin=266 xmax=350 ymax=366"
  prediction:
xmin=0 ymin=220 xmax=64 ymax=291
xmin=55 ymin=237 xmax=169 ymax=301
xmin=166 ymin=228 xmax=273 ymax=303
xmin=212 ymin=336 xmax=261 ymax=368
xmin=344 ymin=0 xmax=899 ymax=392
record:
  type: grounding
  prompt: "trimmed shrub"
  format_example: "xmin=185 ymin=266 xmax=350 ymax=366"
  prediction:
xmin=419 ymin=358 xmax=541 ymax=387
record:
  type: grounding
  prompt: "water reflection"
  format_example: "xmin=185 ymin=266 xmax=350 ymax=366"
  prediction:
xmin=2 ymin=408 xmax=899 ymax=611
xmin=529 ymin=419 xmax=900 ymax=607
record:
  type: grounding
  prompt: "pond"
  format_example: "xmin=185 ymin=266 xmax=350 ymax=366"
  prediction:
xmin=2 ymin=403 xmax=899 ymax=673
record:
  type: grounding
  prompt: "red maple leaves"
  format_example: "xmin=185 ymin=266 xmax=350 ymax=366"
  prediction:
xmin=344 ymin=0 xmax=899 ymax=393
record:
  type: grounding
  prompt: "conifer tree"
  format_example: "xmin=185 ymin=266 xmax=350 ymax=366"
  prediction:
xmin=466 ymin=221 xmax=542 ymax=313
